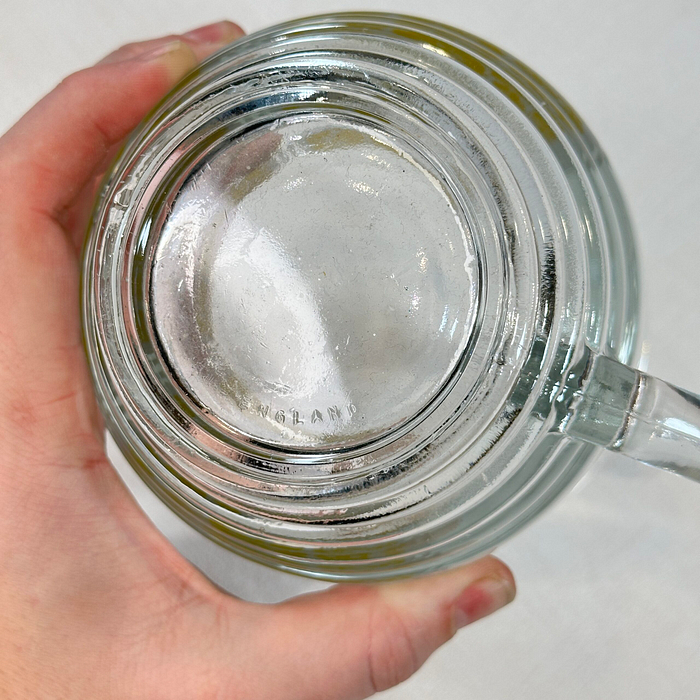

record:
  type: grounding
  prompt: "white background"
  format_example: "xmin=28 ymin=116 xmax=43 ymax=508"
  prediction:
xmin=2 ymin=1 xmax=700 ymax=698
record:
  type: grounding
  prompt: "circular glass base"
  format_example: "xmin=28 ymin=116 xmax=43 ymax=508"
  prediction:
xmin=151 ymin=115 xmax=477 ymax=449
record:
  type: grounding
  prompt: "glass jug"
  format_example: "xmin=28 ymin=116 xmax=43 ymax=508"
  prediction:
xmin=82 ymin=12 xmax=700 ymax=581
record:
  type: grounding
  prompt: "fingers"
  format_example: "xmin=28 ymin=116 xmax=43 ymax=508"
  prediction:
xmin=240 ymin=557 xmax=515 ymax=700
xmin=99 ymin=20 xmax=244 ymax=64
xmin=0 ymin=20 xmax=243 ymax=222
xmin=0 ymin=22 xmax=243 ymax=467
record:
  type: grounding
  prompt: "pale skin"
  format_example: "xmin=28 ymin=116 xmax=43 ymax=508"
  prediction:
xmin=0 ymin=21 xmax=515 ymax=700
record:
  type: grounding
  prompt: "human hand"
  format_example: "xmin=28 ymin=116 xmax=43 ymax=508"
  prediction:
xmin=0 ymin=21 xmax=515 ymax=699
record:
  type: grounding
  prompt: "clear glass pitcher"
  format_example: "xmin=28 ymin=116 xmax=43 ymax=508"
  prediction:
xmin=82 ymin=12 xmax=700 ymax=581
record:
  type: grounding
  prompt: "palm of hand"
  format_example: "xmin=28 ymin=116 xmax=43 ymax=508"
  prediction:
xmin=0 ymin=23 xmax=514 ymax=700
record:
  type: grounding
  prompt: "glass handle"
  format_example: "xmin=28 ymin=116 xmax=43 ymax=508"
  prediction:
xmin=562 ymin=353 xmax=700 ymax=481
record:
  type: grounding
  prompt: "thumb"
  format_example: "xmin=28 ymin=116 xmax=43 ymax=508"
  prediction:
xmin=246 ymin=556 xmax=515 ymax=699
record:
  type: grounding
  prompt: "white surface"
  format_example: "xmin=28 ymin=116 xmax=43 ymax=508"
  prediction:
xmin=3 ymin=1 xmax=700 ymax=698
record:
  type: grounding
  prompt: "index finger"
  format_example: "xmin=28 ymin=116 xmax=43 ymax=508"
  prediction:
xmin=0 ymin=21 xmax=244 ymax=223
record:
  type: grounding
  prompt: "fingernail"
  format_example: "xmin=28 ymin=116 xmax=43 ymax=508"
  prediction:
xmin=452 ymin=576 xmax=515 ymax=630
xmin=136 ymin=40 xmax=198 ymax=83
xmin=182 ymin=20 xmax=244 ymax=45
